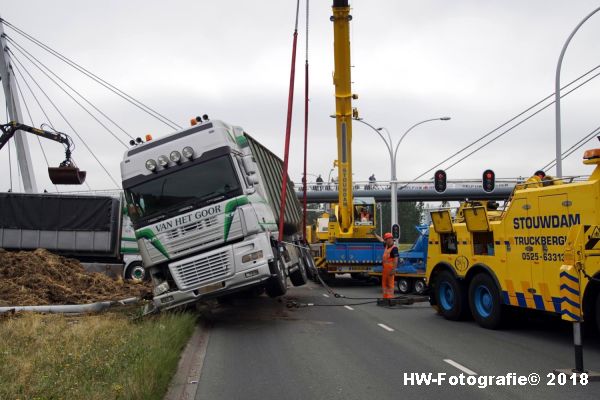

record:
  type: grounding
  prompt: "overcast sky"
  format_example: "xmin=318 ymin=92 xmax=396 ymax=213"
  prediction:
xmin=1 ymin=0 xmax=600 ymax=192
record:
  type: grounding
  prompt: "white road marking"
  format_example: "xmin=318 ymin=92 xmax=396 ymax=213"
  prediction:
xmin=322 ymin=294 xmax=330 ymax=298
xmin=443 ymin=359 xmax=478 ymax=376
xmin=377 ymin=323 xmax=394 ymax=332
xmin=344 ymin=305 xmax=354 ymax=310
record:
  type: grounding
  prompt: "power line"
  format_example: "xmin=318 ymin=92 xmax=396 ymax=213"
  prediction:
xmin=409 ymin=63 xmax=600 ymax=182
xmin=8 ymin=51 xmax=119 ymax=188
xmin=7 ymin=46 xmax=129 ymax=148
xmin=6 ymin=36 xmax=135 ymax=141
xmin=1 ymin=19 xmax=182 ymax=130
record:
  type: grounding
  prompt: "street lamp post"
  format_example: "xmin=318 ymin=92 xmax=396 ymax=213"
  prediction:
xmin=555 ymin=6 xmax=600 ymax=178
xmin=354 ymin=117 xmax=450 ymax=241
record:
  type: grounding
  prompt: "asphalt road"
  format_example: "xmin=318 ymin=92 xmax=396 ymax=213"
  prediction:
xmin=194 ymin=276 xmax=600 ymax=400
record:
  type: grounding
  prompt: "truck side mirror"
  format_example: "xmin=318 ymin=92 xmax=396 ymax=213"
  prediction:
xmin=242 ymin=155 xmax=256 ymax=175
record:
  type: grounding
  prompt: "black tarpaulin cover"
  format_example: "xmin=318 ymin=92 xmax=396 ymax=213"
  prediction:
xmin=0 ymin=193 xmax=116 ymax=231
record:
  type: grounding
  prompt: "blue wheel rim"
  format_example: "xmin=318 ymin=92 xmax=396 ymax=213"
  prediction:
xmin=474 ymin=285 xmax=493 ymax=318
xmin=439 ymin=281 xmax=454 ymax=311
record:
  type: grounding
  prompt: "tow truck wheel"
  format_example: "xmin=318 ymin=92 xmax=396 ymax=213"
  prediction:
xmin=289 ymin=259 xmax=308 ymax=286
xmin=434 ymin=270 xmax=468 ymax=320
xmin=413 ymin=279 xmax=426 ymax=295
xmin=397 ymin=278 xmax=411 ymax=294
xmin=265 ymin=258 xmax=287 ymax=297
xmin=595 ymin=292 xmax=600 ymax=334
xmin=125 ymin=261 xmax=148 ymax=282
xmin=468 ymin=273 xmax=503 ymax=329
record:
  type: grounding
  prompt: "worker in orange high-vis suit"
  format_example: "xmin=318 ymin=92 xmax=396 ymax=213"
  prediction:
xmin=375 ymin=232 xmax=398 ymax=301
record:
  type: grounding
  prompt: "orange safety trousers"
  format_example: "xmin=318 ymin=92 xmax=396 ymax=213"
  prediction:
xmin=381 ymin=245 xmax=397 ymax=299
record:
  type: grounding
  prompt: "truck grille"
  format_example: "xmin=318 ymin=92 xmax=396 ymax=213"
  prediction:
xmin=169 ymin=248 xmax=232 ymax=290
xmin=164 ymin=216 xmax=219 ymax=240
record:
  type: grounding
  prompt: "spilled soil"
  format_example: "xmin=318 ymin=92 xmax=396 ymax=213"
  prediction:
xmin=0 ymin=248 xmax=152 ymax=306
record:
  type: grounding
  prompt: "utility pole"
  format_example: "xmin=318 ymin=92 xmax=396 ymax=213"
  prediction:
xmin=0 ymin=17 xmax=37 ymax=193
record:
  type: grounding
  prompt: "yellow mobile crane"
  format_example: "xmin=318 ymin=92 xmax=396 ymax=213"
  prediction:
xmin=311 ymin=0 xmax=383 ymax=280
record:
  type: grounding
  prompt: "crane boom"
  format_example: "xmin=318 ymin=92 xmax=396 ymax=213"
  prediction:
xmin=0 ymin=121 xmax=86 ymax=185
xmin=331 ymin=0 xmax=355 ymax=236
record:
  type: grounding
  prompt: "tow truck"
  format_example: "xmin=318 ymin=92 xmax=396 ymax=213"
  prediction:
xmin=426 ymin=144 xmax=600 ymax=332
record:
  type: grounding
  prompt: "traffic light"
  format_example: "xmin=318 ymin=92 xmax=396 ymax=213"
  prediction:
xmin=392 ymin=224 xmax=400 ymax=240
xmin=434 ymin=170 xmax=447 ymax=193
xmin=482 ymin=169 xmax=495 ymax=192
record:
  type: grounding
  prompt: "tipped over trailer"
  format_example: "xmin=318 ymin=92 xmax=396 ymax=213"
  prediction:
xmin=120 ymin=117 xmax=314 ymax=310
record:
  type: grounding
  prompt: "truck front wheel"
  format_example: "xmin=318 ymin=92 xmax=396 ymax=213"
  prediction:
xmin=433 ymin=270 xmax=468 ymax=321
xmin=265 ymin=258 xmax=287 ymax=297
xmin=125 ymin=261 xmax=148 ymax=283
xmin=468 ymin=273 xmax=503 ymax=329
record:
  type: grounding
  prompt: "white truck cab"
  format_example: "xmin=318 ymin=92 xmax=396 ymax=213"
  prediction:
xmin=120 ymin=118 xmax=311 ymax=310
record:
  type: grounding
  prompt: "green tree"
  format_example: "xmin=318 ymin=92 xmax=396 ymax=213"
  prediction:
xmin=377 ymin=201 xmax=424 ymax=244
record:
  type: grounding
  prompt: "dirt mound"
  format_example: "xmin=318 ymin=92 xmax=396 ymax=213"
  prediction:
xmin=0 ymin=248 xmax=152 ymax=306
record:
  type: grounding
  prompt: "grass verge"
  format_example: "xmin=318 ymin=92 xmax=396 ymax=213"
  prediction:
xmin=0 ymin=310 xmax=196 ymax=400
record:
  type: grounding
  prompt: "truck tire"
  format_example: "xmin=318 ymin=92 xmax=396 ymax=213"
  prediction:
xmin=289 ymin=259 xmax=308 ymax=287
xmin=265 ymin=258 xmax=287 ymax=297
xmin=433 ymin=270 xmax=468 ymax=321
xmin=414 ymin=279 xmax=426 ymax=295
xmin=302 ymin=251 xmax=317 ymax=281
xmin=397 ymin=278 xmax=411 ymax=294
xmin=596 ymin=292 xmax=600 ymax=334
xmin=468 ymin=273 xmax=503 ymax=329
xmin=125 ymin=261 xmax=148 ymax=282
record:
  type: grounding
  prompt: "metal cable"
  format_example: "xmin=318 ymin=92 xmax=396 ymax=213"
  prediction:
xmin=542 ymin=126 xmax=600 ymax=171
xmin=409 ymin=63 xmax=600 ymax=183
xmin=7 ymin=46 xmax=129 ymax=148
xmin=12 ymin=69 xmax=61 ymax=192
xmin=8 ymin=52 xmax=119 ymax=188
xmin=9 ymin=54 xmax=90 ymax=190
xmin=1 ymin=19 xmax=181 ymax=130
xmin=441 ymin=70 xmax=600 ymax=173
xmin=7 ymin=36 xmax=135 ymax=141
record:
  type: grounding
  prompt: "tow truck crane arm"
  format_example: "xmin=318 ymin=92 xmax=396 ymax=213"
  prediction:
xmin=0 ymin=121 xmax=86 ymax=185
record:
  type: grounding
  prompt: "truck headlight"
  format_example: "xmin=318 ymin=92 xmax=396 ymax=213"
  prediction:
xmin=157 ymin=155 xmax=169 ymax=167
xmin=242 ymin=250 xmax=263 ymax=263
xmin=153 ymin=281 xmax=170 ymax=296
xmin=182 ymin=146 xmax=194 ymax=159
xmin=170 ymin=151 xmax=182 ymax=163
xmin=145 ymin=159 xmax=157 ymax=172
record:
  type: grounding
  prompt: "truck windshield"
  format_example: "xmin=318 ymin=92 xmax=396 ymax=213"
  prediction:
xmin=125 ymin=155 xmax=242 ymax=224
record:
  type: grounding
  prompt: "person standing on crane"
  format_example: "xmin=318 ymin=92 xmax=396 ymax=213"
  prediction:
xmin=374 ymin=232 xmax=398 ymax=302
